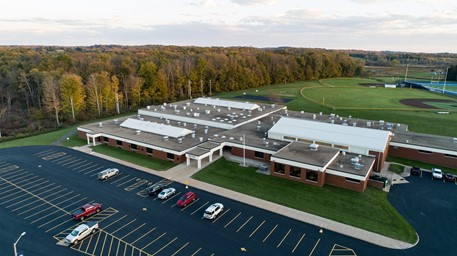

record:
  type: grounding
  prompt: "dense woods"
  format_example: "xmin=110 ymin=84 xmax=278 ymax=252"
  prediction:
xmin=0 ymin=45 xmax=364 ymax=137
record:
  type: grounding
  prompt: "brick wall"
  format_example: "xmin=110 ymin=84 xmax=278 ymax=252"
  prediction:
xmin=231 ymin=147 xmax=271 ymax=162
xmin=269 ymin=162 xmax=325 ymax=187
xmin=325 ymin=173 xmax=367 ymax=192
xmin=389 ymin=145 xmax=457 ymax=169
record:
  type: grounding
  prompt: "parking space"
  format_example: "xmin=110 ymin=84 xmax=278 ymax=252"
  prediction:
xmin=3 ymin=145 xmax=426 ymax=256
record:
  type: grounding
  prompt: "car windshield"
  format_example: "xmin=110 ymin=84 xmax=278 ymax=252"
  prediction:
xmin=159 ymin=191 xmax=165 ymax=195
xmin=70 ymin=230 xmax=79 ymax=236
xmin=179 ymin=196 xmax=186 ymax=201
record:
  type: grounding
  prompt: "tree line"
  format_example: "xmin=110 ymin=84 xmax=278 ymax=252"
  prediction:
xmin=0 ymin=45 xmax=364 ymax=138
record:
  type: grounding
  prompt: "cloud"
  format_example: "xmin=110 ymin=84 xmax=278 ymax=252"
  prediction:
xmin=230 ymin=0 xmax=277 ymax=6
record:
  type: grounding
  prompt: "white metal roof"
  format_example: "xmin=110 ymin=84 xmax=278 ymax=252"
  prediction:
xmin=120 ymin=118 xmax=194 ymax=138
xmin=268 ymin=117 xmax=391 ymax=152
xmin=194 ymin=97 xmax=260 ymax=110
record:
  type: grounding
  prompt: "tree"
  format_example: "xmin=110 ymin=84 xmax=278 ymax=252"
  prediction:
xmin=42 ymin=73 xmax=61 ymax=126
xmin=59 ymin=73 xmax=85 ymax=122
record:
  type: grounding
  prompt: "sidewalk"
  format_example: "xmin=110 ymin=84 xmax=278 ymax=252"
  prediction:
xmin=73 ymin=145 xmax=415 ymax=250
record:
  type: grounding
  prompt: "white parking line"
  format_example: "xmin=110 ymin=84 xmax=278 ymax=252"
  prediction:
xmin=236 ymin=216 xmax=253 ymax=232
xmin=277 ymin=228 xmax=291 ymax=248
xmin=249 ymin=220 xmax=265 ymax=237
xmin=224 ymin=212 xmax=241 ymax=228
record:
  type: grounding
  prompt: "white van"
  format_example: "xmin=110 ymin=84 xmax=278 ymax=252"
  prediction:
xmin=98 ymin=168 xmax=119 ymax=180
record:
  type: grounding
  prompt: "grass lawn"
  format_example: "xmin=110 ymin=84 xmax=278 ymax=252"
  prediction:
xmin=388 ymin=164 xmax=405 ymax=174
xmin=0 ymin=126 xmax=77 ymax=149
xmin=60 ymin=132 xmax=88 ymax=147
xmin=91 ymin=144 xmax=176 ymax=171
xmin=192 ymin=158 xmax=417 ymax=243
xmin=219 ymin=77 xmax=457 ymax=137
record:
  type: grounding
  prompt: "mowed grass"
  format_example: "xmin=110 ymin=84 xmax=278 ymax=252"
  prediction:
xmin=0 ymin=126 xmax=76 ymax=149
xmin=220 ymin=77 xmax=457 ymax=137
xmin=193 ymin=158 xmax=417 ymax=243
xmin=92 ymin=144 xmax=176 ymax=171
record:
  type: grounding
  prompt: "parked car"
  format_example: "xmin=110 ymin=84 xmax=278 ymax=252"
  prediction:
xmin=444 ymin=173 xmax=455 ymax=182
xmin=203 ymin=203 xmax=224 ymax=219
xmin=432 ymin=168 xmax=443 ymax=180
xmin=410 ymin=166 xmax=421 ymax=176
xmin=148 ymin=184 xmax=165 ymax=196
xmin=177 ymin=191 xmax=196 ymax=207
xmin=98 ymin=168 xmax=119 ymax=180
xmin=65 ymin=221 xmax=99 ymax=245
xmin=71 ymin=203 xmax=102 ymax=221
xmin=158 ymin=188 xmax=176 ymax=199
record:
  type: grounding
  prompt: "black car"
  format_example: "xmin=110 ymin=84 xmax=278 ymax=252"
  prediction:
xmin=444 ymin=173 xmax=455 ymax=182
xmin=148 ymin=184 xmax=165 ymax=196
xmin=410 ymin=166 xmax=421 ymax=176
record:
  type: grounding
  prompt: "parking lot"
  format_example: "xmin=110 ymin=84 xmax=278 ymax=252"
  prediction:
xmin=1 ymin=145 xmax=455 ymax=256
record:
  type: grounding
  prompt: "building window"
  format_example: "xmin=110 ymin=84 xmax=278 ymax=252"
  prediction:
xmin=345 ymin=177 xmax=360 ymax=183
xmin=167 ymin=153 xmax=175 ymax=160
xmin=147 ymin=148 xmax=153 ymax=155
xmin=116 ymin=140 xmax=123 ymax=146
xmin=419 ymin=150 xmax=432 ymax=154
xmin=254 ymin=151 xmax=264 ymax=159
xmin=316 ymin=141 xmax=332 ymax=147
xmin=444 ymin=154 xmax=457 ymax=159
xmin=290 ymin=166 xmax=301 ymax=178
xmin=284 ymin=136 xmax=296 ymax=141
xmin=274 ymin=162 xmax=285 ymax=174
xmin=298 ymin=138 xmax=313 ymax=144
xmin=103 ymin=137 xmax=109 ymax=143
xmin=130 ymin=144 xmax=137 ymax=150
xmin=306 ymin=170 xmax=318 ymax=182
xmin=334 ymin=144 xmax=349 ymax=150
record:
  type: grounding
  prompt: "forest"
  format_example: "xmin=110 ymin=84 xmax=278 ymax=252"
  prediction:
xmin=0 ymin=45 xmax=364 ymax=138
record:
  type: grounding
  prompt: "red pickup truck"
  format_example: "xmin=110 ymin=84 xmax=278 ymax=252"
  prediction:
xmin=71 ymin=203 xmax=102 ymax=221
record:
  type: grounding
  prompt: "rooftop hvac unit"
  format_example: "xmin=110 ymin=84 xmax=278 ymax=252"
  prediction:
xmin=204 ymin=129 xmax=208 ymax=134
xmin=192 ymin=133 xmax=195 ymax=138
xmin=256 ymin=125 xmax=261 ymax=130
xmin=313 ymin=114 xmax=316 ymax=119
xmin=353 ymin=122 xmax=357 ymax=127
xmin=154 ymin=108 xmax=157 ymax=112
xmin=163 ymin=102 xmax=167 ymax=106
xmin=217 ymin=108 xmax=221 ymax=112
xmin=379 ymin=120 xmax=385 ymax=124
xmin=342 ymin=151 xmax=346 ymax=156
xmin=163 ymin=136 xmax=169 ymax=142
xmin=178 ymin=138 xmax=183 ymax=144
xmin=136 ymin=130 xmax=141 ymax=135
xmin=205 ymin=109 xmax=211 ymax=114
xmin=349 ymin=115 xmax=352 ymax=119
xmin=271 ymin=104 xmax=276 ymax=108
xmin=453 ymin=137 xmax=457 ymax=143
xmin=193 ymin=123 xmax=197 ymax=128
xmin=228 ymin=106 xmax=231 ymax=110
xmin=221 ymin=135 xmax=226 ymax=139
xmin=113 ymin=119 xmax=119 ymax=124
xmin=177 ymin=121 xmax=181 ymax=126
xmin=186 ymin=102 xmax=191 ymax=106
xmin=175 ymin=109 xmax=180 ymax=114
xmin=186 ymin=112 xmax=190 ymax=116
xmin=265 ymin=141 xmax=269 ymax=147
xmin=183 ymin=106 xmax=186 ymax=110
xmin=183 ymin=122 xmax=187 ymax=127
xmin=214 ymin=134 xmax=219 ymax=137
xmin=367 ymin=121 xmax=371 ymax=127
xmin=147 ymin=106 xmax=151 ymax=109
xmin=330 ymin=120 xmax=334 ymax=124
xmin=199 ymin=137 xmax=204 ymax=142
xmin=98 ymin=122 xmax=103 ymax=127
xmin=351 ymin=157 xmax=360 ymax=163
xmin=240 ymin=137 xmax=243 ymax=141
xmin=330 ymin=113 xmax=335 ymax=118
xmin=354 ymin=163 xmax=363 ymax=170
xmin=137 ymin=114 xmax=141 ymax=119
xmin=309 ymin=144 xmax=319 ymax=151
xmin=319 ymin=112 xmax=322 ymax=115
xmin=166 ymin=119 xmax=170 ymax=124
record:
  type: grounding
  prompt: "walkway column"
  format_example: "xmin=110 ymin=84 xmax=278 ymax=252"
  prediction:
xmin=219 ymin=147 xmax=223 ymax=156
xmin=92 ymin=136 xmax=96 ymax=146
xmin=86 ymin=135 xmax=90 ymax=145
xmin=186 ymin=157 xmax=191 ymax=166
xmin=197 ymin=159 xmax=201 ymax=169
xmin=209 ymin=153 xmax=213 ymax=162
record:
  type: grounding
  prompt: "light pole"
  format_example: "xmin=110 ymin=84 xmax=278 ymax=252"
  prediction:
xmin=442 ymin=66 xmax=449 ymax=94
xmin=13 ymin=232 xmax=26 ymax=256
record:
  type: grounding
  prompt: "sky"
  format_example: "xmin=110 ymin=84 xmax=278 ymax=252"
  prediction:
xmin=0 ymin=0 xmax=456 ymax=53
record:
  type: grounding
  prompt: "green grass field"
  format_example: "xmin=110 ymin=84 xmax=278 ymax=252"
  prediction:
xmin=192 ymin=158 xmax=417 ymax=243
xmin=218 ymin=77 xmax=457 ymax=137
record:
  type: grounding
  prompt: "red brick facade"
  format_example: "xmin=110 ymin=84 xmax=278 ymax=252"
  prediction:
xmin=325 ymin=173 xmax=368 ymax=192
xmin=231 ymin=147 xmax=271 ymax=162
xmin=389 ymin=145 xmax=457 ymax=169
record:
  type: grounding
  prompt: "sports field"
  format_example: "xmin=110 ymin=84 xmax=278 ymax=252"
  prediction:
xmin=218 ymin=77 xmax=457 ymax=137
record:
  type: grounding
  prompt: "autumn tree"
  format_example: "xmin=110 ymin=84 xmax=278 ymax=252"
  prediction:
xmin=42 ymin=73 xmax=61 ymax=126
xmin=59 ymin=73 xmax=85 ymax=122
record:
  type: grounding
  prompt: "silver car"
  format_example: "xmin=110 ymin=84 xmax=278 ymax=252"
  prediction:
xmin=158 ymin=188 xmax=176 ymax=199
xmin=97 ymin=168 xmax=119 ymax=180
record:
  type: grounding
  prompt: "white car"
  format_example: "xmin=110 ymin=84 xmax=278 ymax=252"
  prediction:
xmin=98 ymin=168 xmax=119 ymax=180
xmin=157 ymin=188 xmax=176 ymax=199
xmin=65 ymin=221 xmax=99 ymax=245
xmin=432 ymin=168 xmax=443 ymax=179
xmin=203 ymin=203 xmax=224 ymax=219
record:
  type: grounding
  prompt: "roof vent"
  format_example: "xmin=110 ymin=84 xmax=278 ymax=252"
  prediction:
xmin=351 ymin=157 xmax=360 ymax=163
xmin=205 ymin=109 xmax=211 ymax=114
xmin=98 ymin=122 xmax=103 ymax=127
xmin=178 ymin=137 xmax=183 ymax=143
xmin=204 ymin=129 xmax=208 ymax=134
xmin=177 ymin=121 xmax=181 ymax=126
xmin=228 ymin=106 xmax=231 ymax=110
xmin=113 ymin=119 xmax=119 ymax=125
xmin=217 ymin=108 xmax=221 ymax=112
xmin=183 ymin=122 xmax=187 ymax=127
xmin=186 ymin=102 xmax=191 ymax=106
xmin=163 ymin=136 xmax=169 ymax=141
xmin=319 ymin=112 xmax=322 ymax=115
xmin=136 ymin=130 xmax=141 ymax=135
xmin=147 ymin=106 xmax=151 ymax=109
xmin=367 ymin=121 xmax=371 ymax=127
xmin=199 ymin=137 xmax=204 ymax=142
xmin=453 ymin=138 xmax=457 ymax=143
xmin=257 ymin=125 xmax=261 ymax=130
xmin=166 ymin=119 xmax=170 ymax=124
xmin=353 ymin=122 xmax=357 ymax=127
xmin=342 ymin=151 xmax=346 ymax=156
xmin=313 ymin=114 xmax=316 ymax=119
xmin=309 ymin=143 xmax=319 ymax=151
xmin=193 ymin=123 xmax=197 ymax=128
xmin=191 ymin=133 xmax=196 ymax=138
xmin=183 ymin=106 xmax=187 ymax=110
xmin=163 ymin=102 xmax=167 ymax=106
xmin=271 ymin=104 xmax=276 ymax=108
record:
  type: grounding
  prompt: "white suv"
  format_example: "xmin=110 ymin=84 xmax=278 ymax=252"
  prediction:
xmin=98 ymin=168 xmax=119 ymax=180
xmin=432 ymin=168 xmax=443 ymax=180
xmin=203 ymin=203 xmax=224 ymax=219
